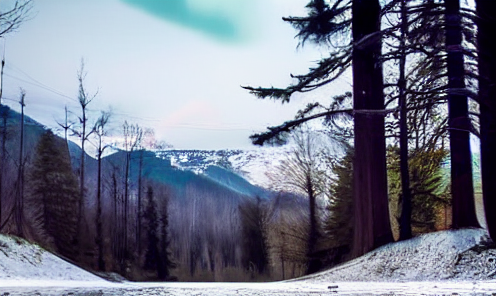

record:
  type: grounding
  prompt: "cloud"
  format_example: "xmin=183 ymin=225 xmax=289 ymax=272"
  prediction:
xmin=159 ymin=100 xmax=220 ymax=129
xmin=120 ymin=0 xmax=255 ymax=43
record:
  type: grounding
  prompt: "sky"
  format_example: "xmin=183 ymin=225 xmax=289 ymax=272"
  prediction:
xmin=0 ymin=0 xmax=350 ymax=150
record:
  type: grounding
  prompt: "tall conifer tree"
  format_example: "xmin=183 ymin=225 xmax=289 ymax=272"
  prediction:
xmin=445 ymin=0 xmax=479 ymax=229
xmin=29 ymin=130 xmax=79 ymax=259
xmin=351 ymin=0 xmax=393 ymax=257
xmin=477 ymin=0 xmax=496 ymax=239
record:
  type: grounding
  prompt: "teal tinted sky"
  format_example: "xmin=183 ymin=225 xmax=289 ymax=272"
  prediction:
xmin=1 ymin=0 xmax=348 ymax=149
xmin=121 ymin=0 xmax=254 ymax=43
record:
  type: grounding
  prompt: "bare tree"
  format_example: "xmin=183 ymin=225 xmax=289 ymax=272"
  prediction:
xmin=0 ymin=0 xmax=31 ymax=102
xmin=71 ymin=59 xmax=97 ymax=244
xmin=107 ymin=162 xmax=122 ymax=269
xmin=136 ymin=128 xmax=154 ymax=255
xmin=121 ymin=120 xmax=143 ymax=272
xmin=0 ymin=2 xmax=32 ymax=220
xmin=264 ymin=193 xmax=309 ymax=280
xmin=15 ymin=88 xmax=25 ymax=236
xmin=0 ymin=105 xmax=9 ymax=226
xmin=93 ymin=110 xmax=111 ymax=271
xmin=267 ymin=129 xmax=326 ymax=274
xmin=0 ymin=0 xmax=32 ymax=38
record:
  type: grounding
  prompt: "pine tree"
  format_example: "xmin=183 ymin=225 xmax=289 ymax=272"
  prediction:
xmin=243 ymin=0 xmax=393 ymax=258
xmin=158 ymin=188 xmax=175 ymax=280
xmin=325 ymin=148 xmax=353 ymax=250
xmin=387 ymin=146 xmax=450 ymax=235
xmin=445 ymin=0 xmax=479 ymax=229
xmin=28 ymin=130 xmax=79 ymax=259
xmin=144 ymin=185 xmax=175 ymax=280
xmin=324 ymin=148 xmax=353 ymax=266
xmin=144 ymin=186 xmax=160 ymax=272
xmin=351 ymin=0 xmax=393 ymax=257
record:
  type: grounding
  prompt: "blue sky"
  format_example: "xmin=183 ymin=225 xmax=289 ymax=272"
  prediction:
xmin=1 ymin=0 xmax=349 ymax=150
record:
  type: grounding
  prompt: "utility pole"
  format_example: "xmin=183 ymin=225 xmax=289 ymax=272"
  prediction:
xmin=56 ymin=106 xmax=72 ymax=144
xmin=15 ymin=89 xmax=26 ymax=237
xmin=64 ymin=105 xmax=69 ymax=142
xmin=0 ymin=43 xmax=5 ymax=226
xmin=0 ymin=39 xmax=4 ymax=105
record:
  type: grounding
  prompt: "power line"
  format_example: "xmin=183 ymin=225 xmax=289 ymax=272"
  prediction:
xmin=1 ymin=96 xmax=18 ymax=103
xmin=4 ymin=73 xmax=78 ymax=103
xmin=6 ymin=63 xmax=49 ymax=89
xmin=2 ymin=64 xmax=267 ymax=132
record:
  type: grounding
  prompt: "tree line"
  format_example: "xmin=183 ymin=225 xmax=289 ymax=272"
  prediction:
xmin=243 ymin=0 xmax=494 ymax=264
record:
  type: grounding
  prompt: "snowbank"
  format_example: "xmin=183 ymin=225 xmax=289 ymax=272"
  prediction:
xmin=0 ymin=235 xmax=105 ymax=282
xmin=1 ymin=229 xmax=495 ymax=288
xmin=304 ymin=228 xmax=496 ymax=282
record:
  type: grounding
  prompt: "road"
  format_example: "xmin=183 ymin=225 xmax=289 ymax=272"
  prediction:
xmin=1 ymin=280 xmax=496 ymax=295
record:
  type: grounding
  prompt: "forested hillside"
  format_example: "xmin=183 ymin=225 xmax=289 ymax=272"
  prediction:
xmin=0 ymin=106 xmax=318 ymax=281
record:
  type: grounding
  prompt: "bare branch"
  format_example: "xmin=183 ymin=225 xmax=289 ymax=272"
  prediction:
xmin=0 ymin=0 xmax=33 ymax=37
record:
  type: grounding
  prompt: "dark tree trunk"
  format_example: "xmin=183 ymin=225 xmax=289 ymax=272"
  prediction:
xmin=144 ymin=186 xmax=160 ymax=274
xmin=445 ymin=0 xmax=479 ymax=229
xmin=122 ymin=152 xmax=130 ymax=273
xmin=137 ymin=150 xmax=144 ymax=255
xmin=351 ymin=0 xmax=393 ymax=258
xmin=0 ymin=54 xmax=4 ymax=221
xmin=158 ymin=192 xmax=174 ymax=280
xmin=0 ymin=107 xmax=7 ymax=226
xmin=111 ymin=169 xmax=120 ymax=268
xmin=477 ymin=0 xmax=496 ymax=238
xmin=398 ymin=0 xmax=412 ymax=241
xmin=16 ymin=94 xmax=25 ymax=237
xmin=96 ymin=142 xmax=105 ymax=271
xmin=306 ymin=175 xmax=320 ymax=274
xmin=79 ymin=107 xmax=86 ymax=232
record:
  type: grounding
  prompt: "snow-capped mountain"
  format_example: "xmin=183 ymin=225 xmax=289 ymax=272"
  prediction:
xmin=156 ymin=146 xmax=292 ymax=189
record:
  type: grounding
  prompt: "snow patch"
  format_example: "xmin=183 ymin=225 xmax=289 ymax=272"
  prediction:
xmin=0 ymin=235 xmax=105 ymax=282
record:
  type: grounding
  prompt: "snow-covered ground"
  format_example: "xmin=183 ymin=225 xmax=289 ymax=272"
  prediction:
xmin=3 ymin=279 xmax=496 ymax=295
xmin=1 ymin=229 xmax=496 ymax=295
xmin=0 ymin=235 xmax=105 ymax=282
xmin=305 ymin=228 xmax=496 ymax=282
